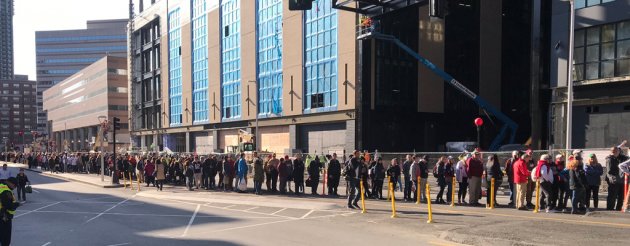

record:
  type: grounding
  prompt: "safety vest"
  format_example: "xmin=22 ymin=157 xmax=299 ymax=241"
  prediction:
xmin=0 ymin=184 xmax=16 ymax=215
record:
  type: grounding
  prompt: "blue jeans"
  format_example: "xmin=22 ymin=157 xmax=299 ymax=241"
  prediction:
xmin=572 ymin=189 xmax=585 ymax=211
xmin=347 ymin=180 xmax=361 ymax=206
xmin=254 ymin=181 xmax=262 ymax=194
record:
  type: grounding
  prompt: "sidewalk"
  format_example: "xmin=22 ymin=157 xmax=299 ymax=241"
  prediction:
xmin=2 ymin=161 xmax=123 ymax=188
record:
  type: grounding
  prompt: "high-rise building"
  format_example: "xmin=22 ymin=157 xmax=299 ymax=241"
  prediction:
xmin=0 ymin=75 xmax=38 ymax=151
xmin=550 ymin=0 xmax=630 ymax=148
xmin=35 ymin=19 xmax=128 ymax=138
xmin=0 ymin=0 xmax=14 ymax=79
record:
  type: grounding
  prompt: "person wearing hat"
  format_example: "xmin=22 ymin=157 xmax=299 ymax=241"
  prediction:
xmin=307 ymin=155 xmax=322 ymax=195
xmin=606 ymin=146 xmax=628 ymax=210
xmin=514 ymin=153 xmax=532 ymax=210
xmin=504 ymin=151 xmax=521 ymax=206
xmin=467 ymin=151 xmax=484 ymax=206
xmin=0 ymin=177 xmax=20 ymax=246
xmin=584 ymin=154 xmax=603 ymax=211
xmin=0 ymin=164 xmax=13 ymax=184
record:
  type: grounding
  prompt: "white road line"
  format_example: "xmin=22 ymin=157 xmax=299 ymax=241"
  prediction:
xmin=14 ymin=201 xmax=61 ymax=218
xmin=223 ymin=204 xmax=238 ymax=209
xmin=270 ymin=208 xmax=287 ymax=215
xmin=210 ymin=218 xmax=296 ymax=233
xmin=243 ymin=206 xmax=259 ymax=211
xmin=181 ymin=204 xmax=201 ymax=237
xmin=41 ymin=242 xmax=51 ymax=246
xmin=32 ymin=189 xmax=40 ymax=194
xmin=300 ymin=209 xmax=316 ymax=219
xmin=84 ymin=195 xmax=136 ymax=224
xmin=203 ymin=204 xmax=295 ymax=219
xmin=106 ymin=243 xmax=131 ymax=246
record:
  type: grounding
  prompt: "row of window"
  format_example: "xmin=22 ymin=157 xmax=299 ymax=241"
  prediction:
xmin=574 ymin=0 xmax=615 ymax=9
xmin=36 ymin=46 xmax=126 ymax=53
xmin=38 ymin=57 xmax=100 ymax=64
xmin=573 ymin=20 xmax=630 ymax=81
xmin=192 ymin=0 xmax=209 ymax=123
xmin=38 ymin=69 xmax=81 ymax=75
xmin=221 ymin=0 xmax=242 ymax=120
xmin=169 ymin=8 xmax=183 ymax=125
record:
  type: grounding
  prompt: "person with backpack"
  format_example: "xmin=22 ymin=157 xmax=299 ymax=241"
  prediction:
xmin=533 ymin=154 xmax=554 ymax=212
xmin=505 ymin=151 xmax=520 ymax=206
xmin=456 ymin=154 xmax=469 ymax=204
xmin=569 ymin=157 xmax=588 ymax=214
xmin=293 ymin=154 xmax=305 ymax=195
xmin=371 ymin=158 xmax=385 ymax=200
xmin=434 ymin=156 xmax=447 ymax=204
xmin=346 ymin=151 xmax=365 ymax=209
xmin=386 ymin=158 xmax=401 ymax=198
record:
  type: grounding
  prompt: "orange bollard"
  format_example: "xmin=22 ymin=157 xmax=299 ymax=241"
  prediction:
xmin=387 ymin=176 xmax=392 ymax=201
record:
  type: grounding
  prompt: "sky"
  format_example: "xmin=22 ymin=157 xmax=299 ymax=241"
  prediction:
xmin=13 ymin=0 xmax=130 ymax=80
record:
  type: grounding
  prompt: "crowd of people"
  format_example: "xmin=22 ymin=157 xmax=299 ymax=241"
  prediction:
xmin=2 ymin=146 xmax=630 ymax=214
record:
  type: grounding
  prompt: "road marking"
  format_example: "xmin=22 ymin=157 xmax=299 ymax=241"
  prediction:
xmin=14 ymin=201 xmax=61 ymax=218
xmin=41 ymin=242 xmax=51 ymax=246
xmin=85 ymin=195 xmax=136 ymax=224
xmin=300 ymin=209 xmax=315 ymax=219
xmin=181 ymin=204 xmax=201 ymax=237
xmin=106 ymin=243 xmax=131 ymax=246
xmin=270 ymin=208 xmax=287 ymax=215
xmin=32 ymin=189 xmax=40 ymax=194
xmin=243 ymin=206 xmax=259 ymax=211
xmin=210 ymin=218 xmax=296 ymax=233
xmin=223 ymin=204 xmax=238 ymax=209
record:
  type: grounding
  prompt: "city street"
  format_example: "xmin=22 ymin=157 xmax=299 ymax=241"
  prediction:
xmin=5 ymin=165 xmax=630 ymax=246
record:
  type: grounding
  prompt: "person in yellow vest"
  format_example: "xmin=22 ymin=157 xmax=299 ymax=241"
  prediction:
xmin=1 ymin=177 xmax=20 ymax=246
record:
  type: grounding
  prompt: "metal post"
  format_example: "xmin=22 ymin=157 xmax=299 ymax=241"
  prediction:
xmin=566 ymin=0 xmax=575 ymax=151
xmin=476 ymin=126 xmax=481 ymax=149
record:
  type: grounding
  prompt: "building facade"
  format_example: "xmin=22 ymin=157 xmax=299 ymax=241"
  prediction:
xmin=43 ymin=56 xmax=129 ymax=152
xmin=35 ymin=19 xmax=128 ymax=137
xmin=0 ymin=75 xmax=38 ymax=151
xmin=0 ymin=0 xmax=14 ymax=79
xmin=550 ymin=0 xmax=630 ymax=148
xmin=130 ymin=0 xmax=357 ymax=154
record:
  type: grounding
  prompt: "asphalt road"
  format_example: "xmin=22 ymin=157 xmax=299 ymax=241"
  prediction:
xmin=7 ymin=167 xmax=630 ymax=246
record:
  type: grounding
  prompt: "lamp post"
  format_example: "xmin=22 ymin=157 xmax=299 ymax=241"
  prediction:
xmin=565 ymin=0 xmax=575 ymax=151
xmin=98 ymin=116 xmax=107 ymax=182
xmin=248 ymin=80 xmax=259 ymax=151
xmin=474 ymin=117 xmax=484 ymax=149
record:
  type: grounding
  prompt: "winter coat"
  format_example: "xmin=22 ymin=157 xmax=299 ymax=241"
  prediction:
xmin=513 ymin=159 xmax=530 ymax=184
xmin=327 ymin=159 xmax=341 ymax=180
xmin=485 ymin=160 xmax=503 ymax=182
xmin=505 ymin=158 xmax=517 ymax=183
xmin=292 ymin=159 xmax=305 ymax=182
xmin=569 ymin=166 xmax=587 ymax=190
xmin=144 ymin=162 xmax=155 ymax=177
xmin=606 ymin=154 xmax=628 ymax=184
xmin=386 ymin=164 xmax=401 ymax=183
xmin=436 ymin=162 xmax=446 ymax=186
xmin=466 ymin=158 xmax=484 ymax=178
xmin=583 ymin=163 xmax=603 ymax=186
xmin=155 ymin=163 xmax=166 ymax=180
xmin=253 ymin=157 xmax=264 ymax=182
xmin=236 ymin=158 xmax=248 ymax=178
xmin=373 ymin=162 xmax=386 ymax=181
xmin=455 ymin=160 xmax=468 ymax=182
xmin=308 ymin=160 xmax=321 ymax=178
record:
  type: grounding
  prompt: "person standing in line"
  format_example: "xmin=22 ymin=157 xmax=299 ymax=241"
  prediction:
xmin=327 ymin=153 xmax=342 ymax=196
xmin=584 ymin=154 xmax=603 ymax=211
xmin=144 ymin=158 xmax=156 ymax=187
xmin=606 ymin=146 xmax=628 ymax=210
xmin=371 ymin=158 xmax=385 ymax=200
xmin=409 ymin=155 xmax=420 ymax=203
xmin=192 ymin=156 xmax=203 ymax=190
xmin=269 ymin=154 xmax=280 ymax=192
xmin=185 ymin=161 xmax=195 ymax=191
xmin=346 ymin=151 xmax=364 ymax=209
xmin=466 ymin=151 xmax=484 ymax=206
xmin=236 ymin=153 xmax=249 ymax=193
xmin=435 ymin=156 xmax=447 ymax=204
xmin=223 ymin=156 xmax=235 ymax=191
xmin=15 ymin=169 xmax=29 ymax=203
xmin=505 ymin=151 xmax=520 ymax=206
xmin=485 ymin=154 xmax=503 ymax=207
xmin=154 ymin=159 xmax=166 ymax=191
xmin=569 ymin=158 xmax=588 ymax=214
xmin=136 ymin=157 xmax=145 ymax=185
xmin=278 ymin=157 xmax=289 ymax=194
xmin=216 ymin=156 xmax=224 ymax=190
xmin=202 ymin=156 xmax=212 ymax=190
xmin=293 ymin=154 xmax=305 ymax=195
xmin=534 ymin=154 xmax=555 ymax=212
xmin=455 ymin=154 xmax=469 ymax=204
xmin=386 ymin=158 xmax=401 ymax=198
xmin=402 ymin=155 xmax=413 ymax=202
xmin=308 ymin=156 xmax=322 ymax=195
xmin=209 ymin=155 xmax=218 ymax=190
xmin=0 ymin=177 xmax=20 ymax=246
xmin=514 ymin=153 xmax=532 ymax=210
xmin=554 ymin=154 xmax=566 ymax=211
xmin=264 ymin=155 xmax=273 ymax=191
xmin=444 ymin=156 xmax=455 ymax=204
xmin=525 ymin=150 xmax=537 ymax=208
xmin=252 ymin=152 xmax=264 ymax=195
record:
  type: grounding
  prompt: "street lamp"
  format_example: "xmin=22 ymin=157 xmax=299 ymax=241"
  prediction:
xmin=248 ymin=80 xmax=259 ymax=151
xmin=98 ymin=115 xmax=107 ymax=182
xmin=565 ymin=0 xmax=575 ymax=152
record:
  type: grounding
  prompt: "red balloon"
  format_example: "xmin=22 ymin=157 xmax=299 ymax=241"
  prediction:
xmin=474 ymin=117 xmax=484 ymax=127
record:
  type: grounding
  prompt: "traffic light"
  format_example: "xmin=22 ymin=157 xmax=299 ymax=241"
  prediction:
xmin=289 ymin=0 xmax=312 ymax=10
xmin=113 ymin=117 xmax=121 ymax=131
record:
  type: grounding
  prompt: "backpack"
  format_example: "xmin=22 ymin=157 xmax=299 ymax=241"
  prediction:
xmin=137 ymin=160 xmax=144 ymax=171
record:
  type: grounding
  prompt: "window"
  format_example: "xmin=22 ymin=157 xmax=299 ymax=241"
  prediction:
xmin=575 ymin=0 xmax=616 ymax=9
xmin=221 ymin=0 xmax=241 ymax=119
xmin=257 ymin=0 xmax=283 ymax=116
xmin=574 ymin=20 xmax=630 ymax=81
xmin=168 ymin=8 xmax=183 ymax=125
xmin=304 ymin=0 xmax=337 ymax=111
xmin=192 ymin=0 xmax=209 ymax=123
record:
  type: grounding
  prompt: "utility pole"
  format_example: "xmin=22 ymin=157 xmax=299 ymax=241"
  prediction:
xmin=565 ymin=0 xmax=575 ymax=151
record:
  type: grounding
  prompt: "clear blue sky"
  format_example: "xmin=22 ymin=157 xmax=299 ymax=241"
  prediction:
xmin=13 ymin=0 xmax=129 ymax=80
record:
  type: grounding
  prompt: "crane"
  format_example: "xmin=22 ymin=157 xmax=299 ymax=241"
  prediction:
xmin=357 ymin=30 xmax=518 ymax=151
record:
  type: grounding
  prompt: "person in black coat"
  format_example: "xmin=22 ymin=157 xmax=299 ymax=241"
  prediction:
xmin=327 ymin=154 xmax=341 ymax=196
xmin=308 ymin=156 xmax=322 ymax=195
xmin=387 ymin=158 xmax=401 ymax=196
xmin=569 ymin=159 xmax=588 ymax=214
xmin=371 ymin=158 xmax=386 ymax=199
xmin=606 ymin=146 xmax=628 ymax=210
xmin=293 ymin=155 xmax=305 ymax=195
xmin=402 ymin=155 xmax=413 ymax=201
xmin=202 ymin=157 xmax=212 ymax=190
xmin=15 ymin=168 xmax=29 ymax=202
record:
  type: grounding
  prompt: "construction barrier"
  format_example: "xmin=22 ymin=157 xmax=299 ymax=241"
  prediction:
xmin=534 ymin=180 xmax=541 ymax=213
xmin=360 ymin=180 xmax=367 ymax=214
xmin=426 ymin=183 xmax=433 ymax=223
xmin=390 ymin=182 xmax=397 ymax=218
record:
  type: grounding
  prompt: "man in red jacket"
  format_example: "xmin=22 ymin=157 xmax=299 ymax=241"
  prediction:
xmin=514 ymin=153 xmax=532 ymax=210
